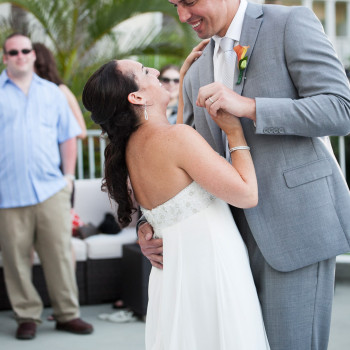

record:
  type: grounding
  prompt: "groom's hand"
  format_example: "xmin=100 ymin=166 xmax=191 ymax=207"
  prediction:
xmin=138 ymin=222 xmax=164 ymax=269
xmin=196 ymin=82 xmax=256 ymax=122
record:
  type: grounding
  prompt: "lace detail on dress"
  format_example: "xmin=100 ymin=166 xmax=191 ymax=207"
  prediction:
xmin=140 ymin=182 xmax=216 ymax=238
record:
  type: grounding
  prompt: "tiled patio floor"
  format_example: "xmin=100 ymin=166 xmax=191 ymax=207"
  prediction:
xmin=0 ymin=282 xmax=349 ymax=349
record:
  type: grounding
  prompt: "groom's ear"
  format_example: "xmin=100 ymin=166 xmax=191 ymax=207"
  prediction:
xmin=128 ymin=91 xmax=144 ymax=106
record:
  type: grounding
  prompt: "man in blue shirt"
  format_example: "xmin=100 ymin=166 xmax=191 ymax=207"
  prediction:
xmin=0 ymin=33 xmax=93 ymax=340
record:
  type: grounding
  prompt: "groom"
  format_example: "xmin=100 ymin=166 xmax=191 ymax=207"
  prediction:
xmin=138 ymin=0 xmax=350 ymax=349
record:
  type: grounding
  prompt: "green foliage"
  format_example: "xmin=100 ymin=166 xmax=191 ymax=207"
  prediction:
xmin=0 ymin=12 xmax=13 ymax=72
xmin=0 ymin=0 xmax=198 ymax=128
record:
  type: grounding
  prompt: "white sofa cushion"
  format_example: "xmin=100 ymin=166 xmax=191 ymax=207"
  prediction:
xmin=74 ymin=178 xmax=116 ymax=227
xmin=85 ymin=228 xmax=137 ymax=259
xmin=74 ymin=178 xmax=139 ymax=228
xmin=71 ymin=237 xmax=88 ymax=262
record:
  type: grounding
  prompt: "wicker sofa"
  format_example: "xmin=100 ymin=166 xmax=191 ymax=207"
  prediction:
xmin=0 ymin=178 xmax=138 ymax=310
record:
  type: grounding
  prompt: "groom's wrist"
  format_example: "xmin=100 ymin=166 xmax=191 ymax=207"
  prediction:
xmin=236 ymin=96 xmax=256 ymax=121
xmin=242 ymin=97 xmax=256 ymax=121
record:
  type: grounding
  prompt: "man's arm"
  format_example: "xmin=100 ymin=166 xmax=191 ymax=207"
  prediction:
xmin=255 ymin=6 xmax=350 ymax=137
xmin=197 ymin=7 xmax=350 ymax=138
xmin=59 ymin=137 xmax=77 ymax=191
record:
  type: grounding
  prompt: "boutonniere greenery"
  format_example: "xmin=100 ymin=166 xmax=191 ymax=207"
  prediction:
xmin=233 ymin=45 xmax=250 ymax=85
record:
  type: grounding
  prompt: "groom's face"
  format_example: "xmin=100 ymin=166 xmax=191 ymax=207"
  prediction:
xmin=168 ymin=0 xmax=236 ymax=38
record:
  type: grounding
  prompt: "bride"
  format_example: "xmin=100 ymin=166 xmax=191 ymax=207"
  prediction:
xmin=82 ymin=42 xmax=270 ymax=350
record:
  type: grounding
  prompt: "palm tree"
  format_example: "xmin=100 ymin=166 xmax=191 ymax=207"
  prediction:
xmin=0 ymin=0 xmax=197 ymax=125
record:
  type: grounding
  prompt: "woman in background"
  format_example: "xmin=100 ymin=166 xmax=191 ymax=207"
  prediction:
xmin=159 ymin=64 xmax=180 ymax=124
xmin=33 ymin=42 xmax=87 ymax=139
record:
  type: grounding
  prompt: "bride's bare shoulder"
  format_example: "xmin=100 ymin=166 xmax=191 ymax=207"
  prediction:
xmin=153 ymin=123 xmax=197 ymax=141
xmin=158 ymin=124 xmax=214 ymax=160
xmin=167 ymin=123 xmax=200 ymax=138
xmin=170 ymin=123 xmax=209 ymax=145
xmin=144 ymin=124 xmax=206 ymax=154
xmin=164 ymin=123 xmax=193 ymax=132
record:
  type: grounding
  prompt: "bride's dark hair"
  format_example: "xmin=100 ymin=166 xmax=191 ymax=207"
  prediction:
xmin=82 ymin=60 xmax=140 ymax=226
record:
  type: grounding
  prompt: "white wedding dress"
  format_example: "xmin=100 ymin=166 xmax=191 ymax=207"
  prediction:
xmin=141 ymin=181 xmax=270 ymax=350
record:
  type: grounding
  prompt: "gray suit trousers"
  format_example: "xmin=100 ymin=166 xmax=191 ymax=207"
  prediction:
xmin=232 ymin=207 xmax=336 ymax=350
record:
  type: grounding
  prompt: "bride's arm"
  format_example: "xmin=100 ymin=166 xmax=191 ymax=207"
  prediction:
xmin=177 ymin=40 xmax=210 ymax=124
xmin=173 ymin=114 xmax=257 ymax=209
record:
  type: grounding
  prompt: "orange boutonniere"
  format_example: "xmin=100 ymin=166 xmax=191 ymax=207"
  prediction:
xmin=233 ymin=45 xmax=249 ymax=85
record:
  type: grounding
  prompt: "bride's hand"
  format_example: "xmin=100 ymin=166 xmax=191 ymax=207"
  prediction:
xmin=177 ymin=39 xmax=210 ymax=124
xmin=211 ymin=110 xmax=243 ymax=136
xmin=179 ymin=39 xmax=210 ymax=79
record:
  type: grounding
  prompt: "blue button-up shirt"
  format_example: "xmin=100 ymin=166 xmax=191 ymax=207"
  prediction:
xmin=0 ymin=70 xmax=81 ymax=208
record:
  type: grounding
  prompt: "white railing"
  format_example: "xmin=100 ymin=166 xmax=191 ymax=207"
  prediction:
xmin=78 ymin=131 xmax=348 ymax=180
xmin=77 ymin=130 xmax=106 ymax=179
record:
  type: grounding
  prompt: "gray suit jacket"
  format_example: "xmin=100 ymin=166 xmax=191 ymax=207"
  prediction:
xmin=183 ymin=3 xmax=350 ymax=272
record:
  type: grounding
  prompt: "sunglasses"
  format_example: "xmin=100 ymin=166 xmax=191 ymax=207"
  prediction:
xmin=160 ymin=77 xmax=180 ymax=84
xmin=6 ymin=48 xmax=33 ymax=56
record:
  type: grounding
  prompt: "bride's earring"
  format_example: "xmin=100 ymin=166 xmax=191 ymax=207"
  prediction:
xmin=144 ymin=102 xmax=148 ymax=120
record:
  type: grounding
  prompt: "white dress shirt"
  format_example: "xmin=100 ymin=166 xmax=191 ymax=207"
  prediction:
xmin=212 ymin=0 xmax=248 ymax=84
xmin=211 ymin=0 xmax=248 ymax=160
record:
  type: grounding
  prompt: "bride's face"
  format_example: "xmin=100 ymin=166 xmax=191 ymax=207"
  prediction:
xmin=118 ymin=60 xmax=170 ymax=106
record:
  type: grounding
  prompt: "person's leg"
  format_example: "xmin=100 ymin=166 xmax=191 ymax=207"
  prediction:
xmin=0 ymin=207 xmax=43 ymax=323
xmin=234 ymin=208 xmax=335 ymax=350
xmin=34 ymin=186 xmax=80 ymax=323
xmin=310 ymin=259 xmax=335 ymax=350
xmin=252 ymin=248 xmax=334 ymax=350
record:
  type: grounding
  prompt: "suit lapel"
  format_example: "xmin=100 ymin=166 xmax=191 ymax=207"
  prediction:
xmin=234 ymin=2 xmax=263 ymax=95
xmin=199 ymin=40 xmax=225 ymax=155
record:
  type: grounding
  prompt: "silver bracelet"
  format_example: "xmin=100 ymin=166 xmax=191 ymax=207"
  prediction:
xmin=229 ymin=146 xmax=251 ymax=154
